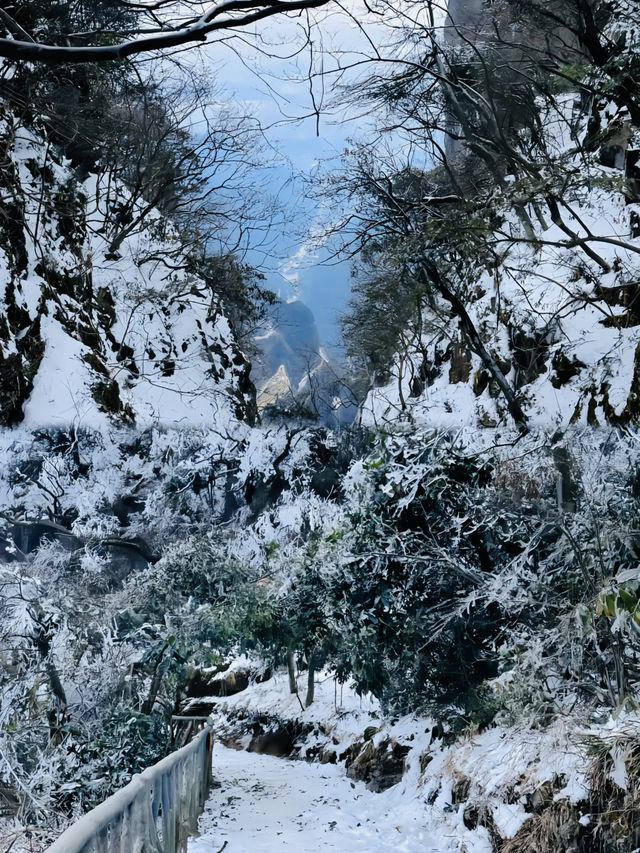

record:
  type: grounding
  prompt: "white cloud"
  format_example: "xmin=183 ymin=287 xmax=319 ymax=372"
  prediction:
xmin=279 ymin=242 xmax=315 ymax=292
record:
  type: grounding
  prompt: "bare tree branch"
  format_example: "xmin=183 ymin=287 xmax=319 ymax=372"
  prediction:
xmin=0 ymin=0 xmax=333 ymax=64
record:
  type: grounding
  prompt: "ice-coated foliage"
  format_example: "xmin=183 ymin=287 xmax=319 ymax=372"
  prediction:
xmin=4 ymin=0 xmax=640 ymax=850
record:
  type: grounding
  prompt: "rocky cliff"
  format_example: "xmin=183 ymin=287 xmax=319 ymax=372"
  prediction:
xmin=0 ymin=109 xmax=256 ymax=431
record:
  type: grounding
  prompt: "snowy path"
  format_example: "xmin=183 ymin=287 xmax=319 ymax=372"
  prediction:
xmin=188 ymin=745 xmax=465 ymax=853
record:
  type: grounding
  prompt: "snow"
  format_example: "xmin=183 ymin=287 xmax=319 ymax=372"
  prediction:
xmin=443 ymin=720 xmax=589 ymax=806
xmin=358 ymin=116 xmax=640 ymax=433
xmin=491 ymin=803 xmax=528 ymax=839
xmin=0 ymin=112 xmax=251 ymax=433
xmin=2 ymin=71 xmax=640 ymax=853
xmin=208 ymin=667 xmax=381 ymax=737
xmin=21 ymin=315 xmax=109 ymax=430
xmin=190 ymin=745 xmax=492 ymax=853
xmin=579 ymin=709 xmax=640 ymax=792
xmin=197 ymin=665 xmax=596 ymax=853
xmin=47 ymin=724 xmax=211 ymax=853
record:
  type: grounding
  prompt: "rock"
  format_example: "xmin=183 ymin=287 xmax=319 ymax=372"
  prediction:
xmin=248 ymin=722 xmax=297 ymax=757
xmin=451 ymin=774 xmax=471 ymax=804
xmin=187 ymin=666 xmax=253 ymax=699
xmin=528 ymin=780 xmax=555 ymax=813
xmin=320 ymin=749 xmax=337 ymax=765
xmin=111 ymin=494 xmax=145 ymax=526
xmin=341 ymin=741 xmax=362 ymax=764
xmin=346 ymin=737 xmax=410 ymax=792
xmin=96 ymin=539 xmax=149 ymax=586
xmin=420 ymin=752 xmax=433 ymax=774
xmin=343 ymin=740 xmax=363 ymax=764
xmin=310 ymin=467 xmax=342 ymax=498
xmin=12 ymin=519 xmax=81 ymax=554
xmin=463 ymin=804 xmax=479 ymax=830
xmin=215 ymin=669 xmax=250 ymax=696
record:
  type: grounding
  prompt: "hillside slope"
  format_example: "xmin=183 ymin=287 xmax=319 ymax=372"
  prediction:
xmin=0 ymin=110 xmax=255 ymax=431
xmin=361 ymin=94 xmax=640 ymax=432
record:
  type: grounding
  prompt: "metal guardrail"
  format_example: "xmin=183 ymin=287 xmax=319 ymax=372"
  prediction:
xmin=46 ymin=721 xmax=214 ymax=853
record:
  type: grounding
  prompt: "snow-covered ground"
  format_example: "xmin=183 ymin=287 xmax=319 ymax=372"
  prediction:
xmin=191 ymin=665 xmax=612 ymax=852
xmin=189 ymin=744 xmax=490 ymax=853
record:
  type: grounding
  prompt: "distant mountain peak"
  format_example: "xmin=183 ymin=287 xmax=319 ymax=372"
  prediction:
xmin=256 ymin=363 xmax=292 ymax=410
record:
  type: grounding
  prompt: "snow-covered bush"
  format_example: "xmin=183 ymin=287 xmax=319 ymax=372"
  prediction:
xmin=300 ymin=428 xmax=640 ymax=721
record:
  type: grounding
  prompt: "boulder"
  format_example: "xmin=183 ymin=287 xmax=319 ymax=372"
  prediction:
xmin=310 ymin=467 xmax=342 ymax=498
xmin=96 ymin=539 xmax=150 ymax=586
xmin=12 ymin=519 xmax=81 ymax=554
xmin=187 ymin=666 xmax=252 ymax=699
xmin=346 ymin=737 xmax=410 ymax=792
xmin=247 ymin=720 xmax=301 ymax=757
xmin=111 ymin=494 xmax=146 ymax=526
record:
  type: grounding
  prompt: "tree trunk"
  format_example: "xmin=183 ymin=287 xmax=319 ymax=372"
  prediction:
xmin=419 ymin=260 xmax=529 ymax=431
xmin=142 ymin=642 xmax=168 ymax=715
xmin=397 ymin=355 xmax=406 ymax=411
xmin=305 ymin=649 xmax=316 ymax=708
xmin=287 ymin=648 xmax=297 ymax=694
xmin=46 ymin=661 xmax=68 ymax=745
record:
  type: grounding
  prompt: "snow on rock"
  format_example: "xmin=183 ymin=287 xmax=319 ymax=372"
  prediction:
xmin=0 ymin=111 xmax=255 ymax=431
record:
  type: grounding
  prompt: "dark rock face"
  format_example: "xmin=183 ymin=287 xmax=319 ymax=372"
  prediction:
xmin=345 ymin=737 xmax=410 ymax=792
xmin=95 ymin=540 xmax=150 ymax=586
xmin=212 ymin=708 xmax=317 ymax=757
xmin=310 ymin=466 xmax=342 ymax=498
xmin=111 ymin=495 xmax=146 ymax=526
xmin=445 ymin=0 xmax=484 ymax=43
xmin=252 ymin=299 xmax=358 ymax=427
xmin=10 ymin=521 xmax=152 ymax=588
xmin=248 ymin=723 xmax=298 ymax=757
xmin=443 ymin=0 xmax=582 ymax=170
xmin=244 ymin=472 xmax=286 ymax=518
xmin=253 ymin=299 xmax=321 ymax=390
xmin=187 ymin=667 xmax=251 ymax=699
xmin=12 ymin=520 xmax=81 ymax=554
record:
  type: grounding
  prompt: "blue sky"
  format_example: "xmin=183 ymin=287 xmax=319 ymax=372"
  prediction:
xmin=199 ymin=9 xmax=380 ymax=357
xmin=180 ymin=2 xmax=441 ymax=356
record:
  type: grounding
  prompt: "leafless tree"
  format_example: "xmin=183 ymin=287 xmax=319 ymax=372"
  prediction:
xmin=90 ymin=66 xmax=273 ymax=260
